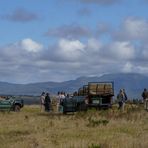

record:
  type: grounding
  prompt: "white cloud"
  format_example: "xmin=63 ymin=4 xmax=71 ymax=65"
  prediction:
xmin=0 ymin=37 xmax=148 ymax=83
xmin=0 ymin=38 xmax=44 ymax=74
xmin=87 ymin=38 xmax=102 ymax=51
xmin=122 ymin=62 xmax=133 ymax=73
xmin=50 ymin=39 xmax=86 ymax=61
xmin=136 ymin=65 xmax=148 ymax=74
xmin=108 ymin=41 xmax=135 ymax=60
xmin=124 ymin=17 xmax=148 ymax=40
xmin=20 ymin=38 xmax=43 ymax=52
xmin=114 ymin=17 xmax=148 ymax=41
xmin=59 ymin=39 xmax=85 ymax=52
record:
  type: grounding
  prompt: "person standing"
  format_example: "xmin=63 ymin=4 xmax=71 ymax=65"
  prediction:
xmin=117 ymin=89 xmax=126 ymax=111
xmin=56 ymin=92 xmax=61 ymax=112
xmin=40 ymin=92 xmax=45 ymax=112
xmin=45 ymin=93 xmax=51 ymax=112
xmin=59 ymin=92 xmax=65 ymax=113
xmin=60 ymin=92 xmax=66 ymax=101
xmin=142 ymin=88 xmax=148 ymax=110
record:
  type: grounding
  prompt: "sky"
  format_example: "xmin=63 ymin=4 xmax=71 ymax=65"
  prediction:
xmin=0 ymin=0 xmax=148 ymax=84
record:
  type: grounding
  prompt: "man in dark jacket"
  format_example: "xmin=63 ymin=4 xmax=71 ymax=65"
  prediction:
xmin=44 ymin=93 xmax=51 ymax=112
xmin=142 ymin=88 xmax=148 ymax=110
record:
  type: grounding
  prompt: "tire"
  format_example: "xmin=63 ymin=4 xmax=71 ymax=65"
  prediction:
xmin=14 ymin=105 xmax=21 ymax=112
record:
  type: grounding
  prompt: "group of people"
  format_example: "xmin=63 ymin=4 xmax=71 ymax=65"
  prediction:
xmin=117 ymin=88 xmax=148 ymax=111
xmin=40 ymin=91 xmax=68 ymax=113
xmin=40 ymin=92 xmax=51 ymax=112
xmin=40 ymin=88 xmax=148 ymax=113
xmin=56 ymin=92 xmax=66 ymax=112
xmin=56 ymin=91 xmax=69 ymax=112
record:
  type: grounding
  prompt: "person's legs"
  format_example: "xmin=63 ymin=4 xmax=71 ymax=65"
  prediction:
xmin=122 ymin=102 xmax=125 ymax=112
xmin=45 ymin=103 xmax=48 ymax=112
xmin=59 ymin=105 xmax=63 ymax=113
xmin=49 ymin=103 xmax=51 ymax=111
xmin=47 ymin=103 xmax=50 ymax=112
xmin=144 ymin=99 xmax=147 ymax=110
xmin=146 ymin=99 xmax=148 ymax=110
xmin=57 ymin=103 xmax=60 ymax=112
xmin=41 ymin=104 xmax=44 ymax=112
xmin=118 ymin=102 xmax=122 ymax=110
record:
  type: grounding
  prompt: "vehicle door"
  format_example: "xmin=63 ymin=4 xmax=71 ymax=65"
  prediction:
xmin=0 ymin=99 xmax=12 ymax=111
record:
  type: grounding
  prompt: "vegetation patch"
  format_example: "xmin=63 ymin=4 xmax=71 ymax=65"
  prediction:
xmin=0 ymin=105 xmax=148 ymax=148
xmin=88 ymin=143 xmax=101 ymax=148
xmin=87 ymin=117 xmax=109 ymax=127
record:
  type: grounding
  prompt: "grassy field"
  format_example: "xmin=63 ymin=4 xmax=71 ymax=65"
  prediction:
xmin=0 ymin=104 xmax=148 ymax=148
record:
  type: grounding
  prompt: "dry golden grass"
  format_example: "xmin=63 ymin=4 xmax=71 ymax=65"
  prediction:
xmin=0 ymin=104 xmax=148 ymax=148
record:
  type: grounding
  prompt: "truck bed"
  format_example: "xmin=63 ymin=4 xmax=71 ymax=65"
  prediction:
xmin=88 ymin=82 xmax=114 ymax=96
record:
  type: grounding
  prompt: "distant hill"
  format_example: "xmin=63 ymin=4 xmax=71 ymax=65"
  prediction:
xmin=0 ymin=73 xmax=147 ymax=99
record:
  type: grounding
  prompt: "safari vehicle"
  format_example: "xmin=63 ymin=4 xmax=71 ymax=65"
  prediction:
xmin=0 ymin=96 xmax=24 ymax=112
xmin=87 ymin=82 xmax=114 ymax=109
xmin=62 ymin=82 xmax=114 ymax=114
xmin=62 ymin=97 xmax=77 ymax=114
xmin=62 ymin=95 xmax=87 ymax=114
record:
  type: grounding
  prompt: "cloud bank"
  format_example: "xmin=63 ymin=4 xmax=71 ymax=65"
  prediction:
xmin=0 ymin=17 xmax=148 ymax=83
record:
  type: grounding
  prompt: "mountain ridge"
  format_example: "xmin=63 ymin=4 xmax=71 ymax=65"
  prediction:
xmin=0 ymin=73 xmax=147 ymax=98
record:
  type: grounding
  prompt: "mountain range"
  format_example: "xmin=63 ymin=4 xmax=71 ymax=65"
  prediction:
xmin=0 ymin=73 xmax=147 ymax=99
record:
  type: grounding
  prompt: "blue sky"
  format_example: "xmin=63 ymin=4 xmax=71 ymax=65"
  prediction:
xmin=0 ymin=0 xmax=148 ymax=83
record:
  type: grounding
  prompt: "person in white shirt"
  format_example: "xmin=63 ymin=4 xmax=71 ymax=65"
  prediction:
xmin=40 ymin=92 xmax=45 ymax=112
xmin=56 ymin=92 xmax=61 ymax=112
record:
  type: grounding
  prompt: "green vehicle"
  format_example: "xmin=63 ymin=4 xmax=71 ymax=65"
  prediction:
xmin=62 ymin=98 xmax=77 ymax=114
xmin=61 ymin=96 xmax=87 ymax=114
xmin=0 ymin=96 xmax=24 ymax=112
xmin=62 ymin=82 xmax=114 ymax=114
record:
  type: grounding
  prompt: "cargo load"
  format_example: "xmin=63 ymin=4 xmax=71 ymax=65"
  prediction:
xmin=88 ymin=82 xmax=114 ymax=96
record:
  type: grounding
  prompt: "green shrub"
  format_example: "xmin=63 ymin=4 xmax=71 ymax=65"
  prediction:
xmin=88 ymin=143 xmax=101 ymax=148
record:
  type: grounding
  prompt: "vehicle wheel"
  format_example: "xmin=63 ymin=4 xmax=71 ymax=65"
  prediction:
xmin=14 ymin=105 xmax=20 ymax=112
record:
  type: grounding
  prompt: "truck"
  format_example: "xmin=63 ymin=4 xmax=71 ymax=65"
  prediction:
xmin=0 ymin=96 xmax=24 ymax=112
xmin=86 ymin=82 xmax=114 ymax=109
xmin=62 ymin=82 xmax=114 ymax=114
